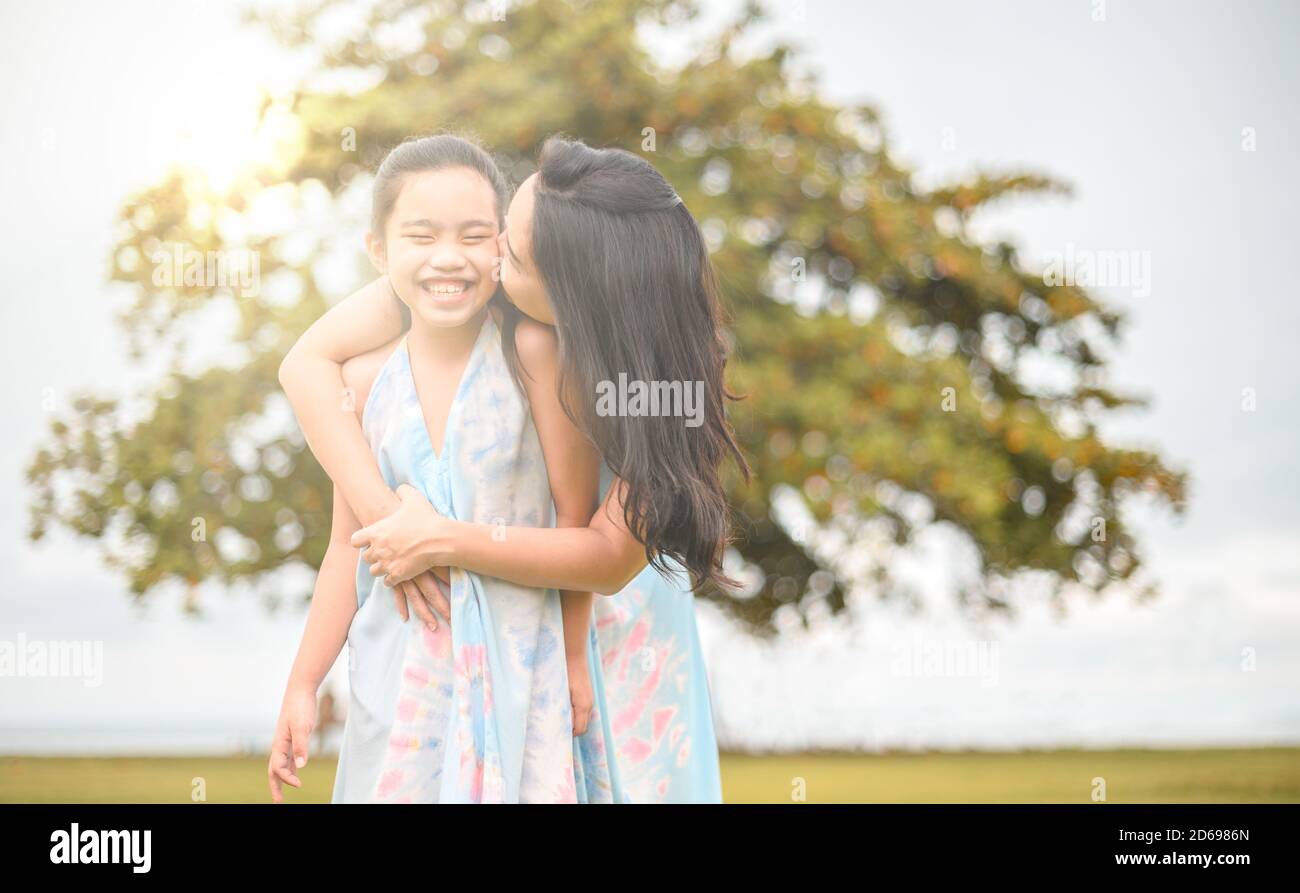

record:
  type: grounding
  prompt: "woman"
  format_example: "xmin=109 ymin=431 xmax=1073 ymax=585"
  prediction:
xmin=279 ymin=136 xmax=749 ymax=801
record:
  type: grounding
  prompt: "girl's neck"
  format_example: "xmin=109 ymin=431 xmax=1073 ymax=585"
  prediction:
xmin=406 ymin=306 xmax=488 ymax=364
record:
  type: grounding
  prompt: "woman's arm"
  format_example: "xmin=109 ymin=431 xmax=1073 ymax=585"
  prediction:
xmin=359 ymin=478 xmax=648 ymax=597
xmin=441 ymin=483 xmax=647 ymax=596
xmin=278 ymin=276 xmax=407 ymax=527
xmin=286 ymin=325 xmax=451 ymax=629
xmin=345 ymin=314 xmax=648 ymax=597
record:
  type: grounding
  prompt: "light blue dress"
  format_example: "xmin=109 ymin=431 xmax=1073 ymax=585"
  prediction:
xmin=331 ymin=310 xmax=722 ymax=803
xmin=589 ymin=462 xmax=724 ymax=802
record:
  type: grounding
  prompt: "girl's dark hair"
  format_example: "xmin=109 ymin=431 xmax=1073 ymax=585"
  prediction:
xmin=531 ymin=136 xmax=751 ymax=592
xmin=370 ymin=132 xmax=527 ymax=389
xmin=371 ymin=132 xmax=510 ymax=236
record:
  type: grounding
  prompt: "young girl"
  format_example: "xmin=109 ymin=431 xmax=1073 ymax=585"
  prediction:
xmin=276 ymin=136 xmax=747 ymax=802
xmin=267 ymin=134 xmax=620 ymax=803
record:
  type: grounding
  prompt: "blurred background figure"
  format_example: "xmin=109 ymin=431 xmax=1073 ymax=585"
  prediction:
xmin=315 ymin=687 xmax=342 ymax=756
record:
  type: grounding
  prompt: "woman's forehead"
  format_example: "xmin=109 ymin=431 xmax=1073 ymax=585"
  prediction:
xmin=509 ymin=173 xmax=537 ymax=214
xmin=507 ymin=174 xmax=537 ymax=243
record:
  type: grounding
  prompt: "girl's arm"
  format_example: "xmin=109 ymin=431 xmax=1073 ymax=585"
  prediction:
xmin=269 ymin=483 xmax=361 ymax=800
xmin=514 ymin=319 xmax=601 ymax=731
xmin=278 ymin=276 xmax=407 ymax=527
xmin=285 ymin=484 xmax=363 ymax=692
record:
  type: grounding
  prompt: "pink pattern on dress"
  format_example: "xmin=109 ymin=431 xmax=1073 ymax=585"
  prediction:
xmin=612 ymin=640 xmax=666 ymax=736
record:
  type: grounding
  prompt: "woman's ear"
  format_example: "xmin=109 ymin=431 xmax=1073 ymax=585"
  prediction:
xmin=365 ymin=231 xmax=387 ymax=274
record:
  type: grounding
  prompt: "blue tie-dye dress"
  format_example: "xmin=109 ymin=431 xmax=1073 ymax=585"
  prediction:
xmin=331 ymin=310 xmax=723 ymax=803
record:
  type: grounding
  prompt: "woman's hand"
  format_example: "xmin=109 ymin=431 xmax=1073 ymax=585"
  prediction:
xmin=268 ymin=683 xmax=317 ymax=803
xmin=352 ymin=484 xmax=454 ymax=627
xmin=351 ymin=483 xmax=446 ymax=584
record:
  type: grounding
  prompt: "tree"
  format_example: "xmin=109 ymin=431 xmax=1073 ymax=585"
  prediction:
xmin=26 ymin=0 xmax=1187 ymax=635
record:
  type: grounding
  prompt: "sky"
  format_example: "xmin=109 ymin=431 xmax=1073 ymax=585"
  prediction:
xmin=1 ymin=0 xmax=1297 ymax=755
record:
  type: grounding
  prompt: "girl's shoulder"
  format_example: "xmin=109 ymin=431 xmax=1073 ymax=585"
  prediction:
xmin=511 ymin=314 xmax=559 ymax=372
xmin=341 ymin=335 xmax=404 ymax=421
xmin=487 ymin=296 xmax=558 ymax=363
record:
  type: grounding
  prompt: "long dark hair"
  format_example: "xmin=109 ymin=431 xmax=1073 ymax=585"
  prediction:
xmin=531 ymin=136 xmax=750 ymax=592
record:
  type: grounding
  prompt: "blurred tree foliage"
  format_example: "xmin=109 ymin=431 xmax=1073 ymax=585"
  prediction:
xmin=26 ymin=0 xmax=1187 ymax=634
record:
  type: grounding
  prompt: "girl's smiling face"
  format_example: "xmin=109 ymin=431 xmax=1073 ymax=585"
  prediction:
xmin=497 ymin=173 xmax=555 ymax=325
xmin=367 ymin=166 xmax=501 ymax=328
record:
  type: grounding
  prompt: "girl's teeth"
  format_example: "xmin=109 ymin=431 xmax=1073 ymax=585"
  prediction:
xmin=425 ymin=283 xmax=467 ymax=295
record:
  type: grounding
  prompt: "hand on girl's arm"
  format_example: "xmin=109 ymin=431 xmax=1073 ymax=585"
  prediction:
xmin=349 ymin=314 xmax=649 ymax=598
xmin=356 ymin=480 xmax=647 ymax=597
xmin=278 ymin=300 xmax=450 ymax=629
xmin=438 ymin=490 xmax=647 ymax=596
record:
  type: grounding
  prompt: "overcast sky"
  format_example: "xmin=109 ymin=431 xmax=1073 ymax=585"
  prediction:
xmin=1 ymin=0 xmax=1296 ymax=754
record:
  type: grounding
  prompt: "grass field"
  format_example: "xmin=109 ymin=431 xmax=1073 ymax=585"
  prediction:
xmin=2 ymin=747 xmax=1297 ymax=803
